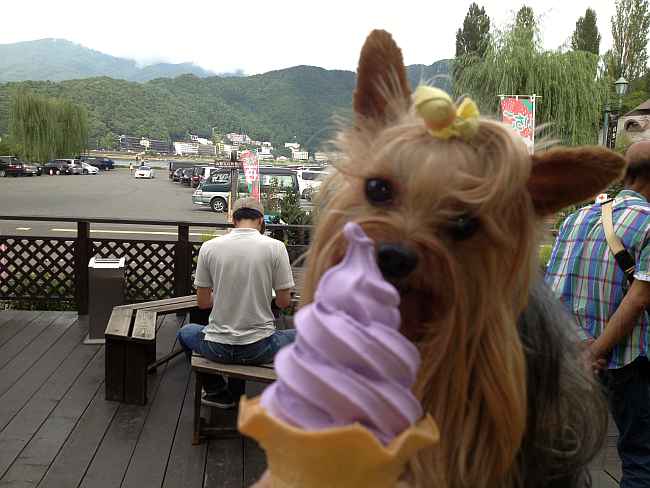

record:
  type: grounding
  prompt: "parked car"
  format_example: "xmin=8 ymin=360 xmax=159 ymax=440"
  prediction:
xmin=67 ymin=160 xmax=84 ymax=175
xmin=191 ymin=166 xmax=220 ymax=188
xmin=172 ymin=167 xmax=184 ymax=182
xmin=98 ymin=157 xmax=114 ymax=170
xmin=191 ymin=166 xmax=216 ymax=188
xmin=22 ymin=163 xmax=42 ymax=176
xmin=134 ymin=166 xmax=155 ymax=179
xmin=0 ymin=156 xmax=26 ymax=177
xmin=43 ymin=159 xmax=74 ymax=175
xmin=81 ymin=162 xmax=99 ymax=174
xmin=179 ymin=168 xmax=194 ymax=186
xmin=168 ymin=160 xmax=185 ymax=179
xmin=296 ymin=169 xmax=325 ymax=198
xmin=80 ymin=156 xmax=114 ymax=171
xmin=193 ymin=167 xmax=299 ymax=213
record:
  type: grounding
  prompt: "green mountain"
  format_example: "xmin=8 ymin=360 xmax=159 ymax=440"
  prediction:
xmin=0 ymin=39 xmax=215 ymax=83
xmin=0 ymin=45 xmax=452 ymax=151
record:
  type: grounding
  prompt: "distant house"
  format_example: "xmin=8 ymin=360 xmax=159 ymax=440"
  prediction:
xmin=284 ymin=142 xmax=301 ymax=151
xmin=226 ymin=133 xmax=251 ymax=144
xmin=174 ymin=142 xmax=199 ymax=155
xmin=258 ymin=142 xmax=274 ymax=160
xmin=619 ymin=100 xmax=650 ymax=144
xmin=293 ymin=150 xmax=309 ymax=161
xmin=190 ymin=134 xmax=213 ymax=146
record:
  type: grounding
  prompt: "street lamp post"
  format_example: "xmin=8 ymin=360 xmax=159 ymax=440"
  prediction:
xmin=615 ymin=77 xmax=629 ymax=109
xmin=603 ymin=77 xmax=629 ymax=148
xmin=602 ymin=103 xmax=612 ymax=146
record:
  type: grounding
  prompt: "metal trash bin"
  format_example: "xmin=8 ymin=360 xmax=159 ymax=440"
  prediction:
xmin=85 ymin=257 xmax=126 ymax=344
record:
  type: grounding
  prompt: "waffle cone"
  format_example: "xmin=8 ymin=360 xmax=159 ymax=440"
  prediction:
xmin=238 ymin=396 xmax=439 ymax=488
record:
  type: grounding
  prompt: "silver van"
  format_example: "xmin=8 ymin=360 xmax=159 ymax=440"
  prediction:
xmin=192 ymin=167 xmax=299 ymax=213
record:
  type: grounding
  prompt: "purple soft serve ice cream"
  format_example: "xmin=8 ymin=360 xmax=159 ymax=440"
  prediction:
xmin=260 ymin=222 xmax=423 ymax=445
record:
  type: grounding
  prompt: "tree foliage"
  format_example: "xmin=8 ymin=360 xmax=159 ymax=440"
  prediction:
xmin=98 ymin=132 xmax=117 ymax=150
xmin=9 ymin=89 xmax=88 ymax=162
xmin=611 ymin=0 xmax=650 ymax=80
xmin=455 ymin=3 xmax=491 ymax=58
xmin=454 ymin=17 xmax=606 ymax=146
xmin=571 ymin=8 xmax=601 ymax=54
xmin=514 ymin=6 xmax=537 ymax=46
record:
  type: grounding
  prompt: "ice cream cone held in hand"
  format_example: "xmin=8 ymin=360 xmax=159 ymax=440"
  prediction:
xmin=238 ymin=222 xmax=438 ymax=487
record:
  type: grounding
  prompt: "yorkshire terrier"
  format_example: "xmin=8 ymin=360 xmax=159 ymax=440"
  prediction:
xmin=301 ymin=30 xmax=625 ymax=487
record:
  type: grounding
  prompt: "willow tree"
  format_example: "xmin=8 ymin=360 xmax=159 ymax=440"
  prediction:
xmin=9 ymin=90 xmax=88 ymax=162
xmin=54 ymin=99 xmax=88 ymax=157
xmin=454 ymin=20 xmax=606 ymax=146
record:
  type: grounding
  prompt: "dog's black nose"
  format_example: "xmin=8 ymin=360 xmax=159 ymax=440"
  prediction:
xmin=377 ymin=243 xmax=418 ymax=279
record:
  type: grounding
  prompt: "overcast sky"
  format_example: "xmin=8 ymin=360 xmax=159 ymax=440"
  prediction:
xmin=1 ymin=0 xmax=618 ymax=74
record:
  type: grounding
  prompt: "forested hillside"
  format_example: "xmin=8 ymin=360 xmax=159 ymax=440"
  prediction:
xmin=0 ymin=39 xmax=216 ymax=82
xmin=0 ymin=61 xmax=451 ymax=151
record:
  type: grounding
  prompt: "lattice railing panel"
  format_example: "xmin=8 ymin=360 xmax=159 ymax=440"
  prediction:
xmin=0 ymin=238 xmax=76 ymax=301
xmin=92 ymin=239 xmax=176 ymax=302
xmin=190 ymin=242 xmax=202 ymax=292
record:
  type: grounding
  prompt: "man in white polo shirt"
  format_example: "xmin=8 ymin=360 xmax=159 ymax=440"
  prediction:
xmin=177 ymin=197 xmax=295 ymax=408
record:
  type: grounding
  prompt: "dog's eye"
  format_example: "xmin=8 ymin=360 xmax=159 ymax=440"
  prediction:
xmin=365 ymin=178 xmax=393 ymax=205
xmin=448 ymin=214 xmax=479 ymax=240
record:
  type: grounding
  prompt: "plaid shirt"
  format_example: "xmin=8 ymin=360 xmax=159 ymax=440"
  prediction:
xmin=545 ymin=190 xmax=650 ymax=369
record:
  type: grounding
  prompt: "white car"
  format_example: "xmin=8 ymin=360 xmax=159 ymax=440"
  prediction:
xmin=297 ymin=169 xmax=325 ymax=198
xmin=81 ymin=162 xmax=99 ymax=175
xmin=134 ymin=166 xmax=155 ymax=179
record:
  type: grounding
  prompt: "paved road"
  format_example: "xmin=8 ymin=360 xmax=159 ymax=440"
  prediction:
xmin=0 ymin=169 xmax=228 ymax=240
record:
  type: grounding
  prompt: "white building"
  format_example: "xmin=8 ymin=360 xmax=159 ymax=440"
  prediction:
xmin=174 ymin=142 xmax=199 ymax=155
xmin=226 ymin=133 xmax=251 ymax=144
xmin=258 ymin=141 xmax=274 ymax=160
xmin=284 ymin=142 xmax=301 ymax=151
xmin=293 ymin=150 xmax=309 ymax=161
xmin=189 ymin=134 xmax=213 ymax=145
xmin=198 ymin=144 xmax=216 ymax=156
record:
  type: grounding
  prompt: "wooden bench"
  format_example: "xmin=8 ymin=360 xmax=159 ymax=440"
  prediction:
xmin=104 ymin=267 xmax=303 ymax=406
xmin=191 ymin=355 xmax=276 ymax=445
xmin=105 ymin=295 xmax=206 ymax=405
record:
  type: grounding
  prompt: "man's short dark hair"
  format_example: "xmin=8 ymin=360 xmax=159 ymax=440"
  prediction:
xmin=625 ymin=157 xmax=650 ymax=185
xmin=625 ymin=141 xmax=650 ymax=185
xmin=233 ymin=208 xmax=263 ymax=222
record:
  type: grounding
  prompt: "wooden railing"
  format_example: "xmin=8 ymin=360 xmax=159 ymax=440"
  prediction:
xmin=0 ymin=216 xmax=312 ymax=311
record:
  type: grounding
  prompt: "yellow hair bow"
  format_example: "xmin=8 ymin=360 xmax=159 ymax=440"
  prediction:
xmin=413 ymin=86 xmax=480 ymax=141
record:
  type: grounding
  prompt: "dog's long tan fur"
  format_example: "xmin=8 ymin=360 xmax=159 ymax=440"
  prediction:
xmin=301 ymin=30 xmax=626 ymax=487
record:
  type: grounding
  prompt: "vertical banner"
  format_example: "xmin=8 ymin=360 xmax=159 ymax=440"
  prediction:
xmin=500 ymin=96 xmax=536 ymax=154
xmin=240 ymin=150 xmax=260 ymax=201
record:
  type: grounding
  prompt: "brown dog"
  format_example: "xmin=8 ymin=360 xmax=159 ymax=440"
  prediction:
xmin=299 ymin=30 xmax=625 ymax=488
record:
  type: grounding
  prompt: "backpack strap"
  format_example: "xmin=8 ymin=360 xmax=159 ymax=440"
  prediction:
xmin=602 ymin=199 xmax=636 ymax=285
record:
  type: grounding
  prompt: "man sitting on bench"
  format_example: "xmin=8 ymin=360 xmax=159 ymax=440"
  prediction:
xmin=177 ymin=197 xmax=296 ymax=408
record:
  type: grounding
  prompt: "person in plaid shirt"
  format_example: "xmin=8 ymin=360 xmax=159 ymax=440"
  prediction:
xmin=546 ymin=141 xmax=650 ymax=488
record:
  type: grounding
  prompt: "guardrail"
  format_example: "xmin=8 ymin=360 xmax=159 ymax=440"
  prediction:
xmin=0 ymin=216 xmax=312 ymax=311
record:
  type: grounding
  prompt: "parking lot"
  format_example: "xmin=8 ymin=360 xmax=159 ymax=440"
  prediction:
xmin=0 ymin=169 xmax=228 ymax=240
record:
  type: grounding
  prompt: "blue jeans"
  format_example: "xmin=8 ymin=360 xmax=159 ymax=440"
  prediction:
xmin=603 ymin=357 xmax=650 ymax=488
xmin=177 ymin=324 xmax=296 ymax=395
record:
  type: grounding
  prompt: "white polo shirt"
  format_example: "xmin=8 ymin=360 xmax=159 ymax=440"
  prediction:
xmin=194 ymin=228 xmax=294 ymax=345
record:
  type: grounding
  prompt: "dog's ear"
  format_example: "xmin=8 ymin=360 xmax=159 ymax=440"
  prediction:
xmin=353 ymin=30 xmax=411 ymax=127
xmin=527 ymin=146 xmax=626 ymax=216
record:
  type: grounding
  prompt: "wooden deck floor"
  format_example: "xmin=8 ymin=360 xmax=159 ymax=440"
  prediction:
xmin=0 ymin=310 xmax=266 ymax=488
xmin=0 ymin=310 xmax=622 ymax=487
